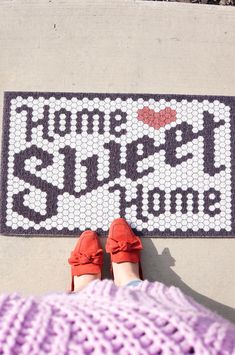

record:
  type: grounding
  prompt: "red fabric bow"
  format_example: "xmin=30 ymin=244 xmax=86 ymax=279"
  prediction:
xmin=68 ymin=249 xmax=103 ymax=266
xmin=106 ymin=237 xmax=143 ymax=254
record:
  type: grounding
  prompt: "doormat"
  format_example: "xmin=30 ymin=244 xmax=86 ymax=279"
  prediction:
xmin=0 ymin=92 xmax=235 ymax=237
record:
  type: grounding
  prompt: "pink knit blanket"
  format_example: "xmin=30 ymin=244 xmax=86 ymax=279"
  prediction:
xmin=0 ymin=279 xmax=234 ymax=354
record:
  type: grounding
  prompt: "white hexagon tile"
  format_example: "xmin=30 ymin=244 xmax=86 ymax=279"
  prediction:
xmin=0 ymin=92 xmax=234 ymax=237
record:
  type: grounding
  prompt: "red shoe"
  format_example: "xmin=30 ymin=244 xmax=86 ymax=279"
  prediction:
xmin=105 ymin=218 xmax=144 ymax=280
xmin=68 ymin=230 xmax=103 ymax=292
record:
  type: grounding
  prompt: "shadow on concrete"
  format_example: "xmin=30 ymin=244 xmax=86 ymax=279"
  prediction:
xmin=135 ymin=238 xmax=235 ymax=325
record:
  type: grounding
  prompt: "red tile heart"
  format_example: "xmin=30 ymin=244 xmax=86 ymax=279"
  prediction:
xmin=137 ymin=107 xmax=177 ymax=129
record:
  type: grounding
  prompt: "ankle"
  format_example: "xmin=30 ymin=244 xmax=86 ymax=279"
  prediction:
xmin=115 ymin=274 xmax=141 ymax=287
xmin=74 ymin=273 xmax=101 ymax=292
xmin=112 ymin=262 xmax=140 ymax=287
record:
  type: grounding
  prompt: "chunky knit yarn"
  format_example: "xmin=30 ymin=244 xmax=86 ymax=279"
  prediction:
xmin=0 ymin=279 xmax=235 ymax=355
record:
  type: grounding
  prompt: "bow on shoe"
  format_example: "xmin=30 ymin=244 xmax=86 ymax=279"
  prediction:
xmin=106 ymin=237 xmax=143 ymax=254
xmin=68 ymin=249 xmax=103 ymax=266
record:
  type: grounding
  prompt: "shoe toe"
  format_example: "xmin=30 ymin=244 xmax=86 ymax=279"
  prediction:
xmin=80 ymin=230 xmax=98 ymax=239
xmin=74 ymin=230 xmax=102 ymax=254
xmin=109 ymin=218 xmax=135 ymax=242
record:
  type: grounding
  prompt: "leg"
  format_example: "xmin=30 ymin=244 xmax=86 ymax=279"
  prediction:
xmin=73 ymin=272 xmax=101 ymax=292
xmin=112 ymin=261 xmax=141 ymax=287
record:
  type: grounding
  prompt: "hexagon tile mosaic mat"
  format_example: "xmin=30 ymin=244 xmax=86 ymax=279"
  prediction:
xmin=0 ymin=91 xmax=235 ymax=237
